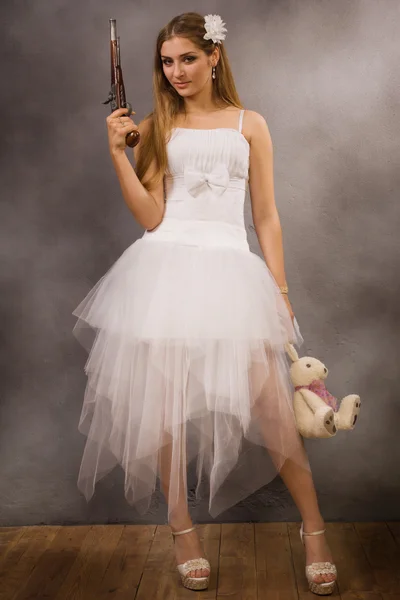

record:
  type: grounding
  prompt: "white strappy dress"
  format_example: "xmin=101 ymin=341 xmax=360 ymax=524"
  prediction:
xmin=72 ymin=109 xmax=310 ymax=519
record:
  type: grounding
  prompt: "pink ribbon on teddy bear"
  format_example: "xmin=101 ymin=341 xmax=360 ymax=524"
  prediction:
xmin=294 ymin=379 xmax=339 ymax=411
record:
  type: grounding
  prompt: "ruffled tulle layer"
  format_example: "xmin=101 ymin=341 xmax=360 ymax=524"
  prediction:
xmin=72 ymin=238 xmax=311 ymax=518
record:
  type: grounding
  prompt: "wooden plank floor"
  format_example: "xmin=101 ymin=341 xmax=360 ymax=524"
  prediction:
xmin=0 ymin=522 xmax=399 ymax=600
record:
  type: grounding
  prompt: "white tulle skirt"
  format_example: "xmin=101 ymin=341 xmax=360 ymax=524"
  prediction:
xmin=72 ymin=231 xmax=311 ymax=519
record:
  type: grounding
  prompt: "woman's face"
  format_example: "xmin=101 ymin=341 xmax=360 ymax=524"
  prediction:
xmin=160 ymin=36 xmax=218 ymax=96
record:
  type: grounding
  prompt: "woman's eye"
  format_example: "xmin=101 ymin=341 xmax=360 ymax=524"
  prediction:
xmin=162 ymin=57 xmax=195 ymax=65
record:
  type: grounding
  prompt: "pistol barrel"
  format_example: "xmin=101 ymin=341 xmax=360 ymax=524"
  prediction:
xmin=105 ymin=18 xmax=140 ymax=148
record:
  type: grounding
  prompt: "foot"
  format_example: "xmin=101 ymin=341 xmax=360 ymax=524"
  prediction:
xmin=170 ymin=521 xmax=210 ymax=579
xmin=302 ymin=519 xmax=337 ymax=586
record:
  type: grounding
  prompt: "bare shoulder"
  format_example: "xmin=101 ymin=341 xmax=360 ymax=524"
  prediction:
xmin=243 ymin=110 xmax=272 ymax=148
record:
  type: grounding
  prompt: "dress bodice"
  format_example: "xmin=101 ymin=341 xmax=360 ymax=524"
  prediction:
xmin=142 ymin=109 xmax=251 ymax=251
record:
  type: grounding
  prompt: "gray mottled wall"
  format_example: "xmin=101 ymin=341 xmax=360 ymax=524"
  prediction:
xmin=1 ymin=0 xmax=399 ymax=526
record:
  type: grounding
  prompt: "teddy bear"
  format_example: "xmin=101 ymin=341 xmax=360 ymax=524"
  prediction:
xmin=284 ymin=342 xmax=361 ymax=438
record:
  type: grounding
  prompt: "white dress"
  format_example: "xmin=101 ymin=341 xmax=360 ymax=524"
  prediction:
xmin=72 ymin=109 xmax=311 ymax=519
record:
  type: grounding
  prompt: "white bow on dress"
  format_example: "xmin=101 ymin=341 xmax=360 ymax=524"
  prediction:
xmin=184 ymin=164 xmax=230 ymax=198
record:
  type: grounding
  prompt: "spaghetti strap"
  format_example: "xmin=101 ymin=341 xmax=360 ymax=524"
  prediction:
xmin=238 ymin=109 xmax=245 ymax=133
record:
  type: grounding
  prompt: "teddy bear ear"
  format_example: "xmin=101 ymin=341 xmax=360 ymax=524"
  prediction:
xmin=284 ymin=342 xmax=299 ymax=362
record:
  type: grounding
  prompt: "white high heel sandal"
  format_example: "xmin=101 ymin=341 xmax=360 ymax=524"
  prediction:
xmin=300 ymin=522 xmax=337 ymax=595
xmin=171 ymin=525 xmax=211 ymax=591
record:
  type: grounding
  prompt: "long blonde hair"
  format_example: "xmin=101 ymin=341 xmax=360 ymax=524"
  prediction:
xmin=135 ymin=12 xmax=244 ymax=193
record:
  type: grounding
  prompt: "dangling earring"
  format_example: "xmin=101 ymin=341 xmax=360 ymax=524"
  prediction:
xmin=212 ymin=65 xmax=216 ymax=79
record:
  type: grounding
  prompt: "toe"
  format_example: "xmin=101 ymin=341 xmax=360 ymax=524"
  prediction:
xmin=190 ymin=568 xmax=209 ymax=578
xmin=193 ymin=568 xmax=201 ymax=578
xmin=322 ymin=573 xmax=335 ymax=584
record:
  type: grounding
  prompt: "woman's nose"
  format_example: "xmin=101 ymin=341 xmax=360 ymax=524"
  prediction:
xmin=173 ymin=65 xmax=184 ymax=77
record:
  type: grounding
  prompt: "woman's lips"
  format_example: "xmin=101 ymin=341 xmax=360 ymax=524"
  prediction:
xmin=175 ymin=82 xmax=190 ymax=87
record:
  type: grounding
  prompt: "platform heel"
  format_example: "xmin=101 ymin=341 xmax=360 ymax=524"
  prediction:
xmin=300 ymin=522 xmax=337 ymax=595
xmin=171 ymin=525 xmax=211 ymax=591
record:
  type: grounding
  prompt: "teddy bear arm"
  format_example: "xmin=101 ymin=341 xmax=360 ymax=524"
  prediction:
xmin=300 ymin=388 xmax=329 ymax=413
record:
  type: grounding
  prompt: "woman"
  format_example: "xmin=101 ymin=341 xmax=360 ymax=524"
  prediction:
xmin=72 ymin=12 xmax=337 ymax=594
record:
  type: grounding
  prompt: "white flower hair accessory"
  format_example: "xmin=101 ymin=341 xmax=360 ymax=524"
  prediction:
xmin=203 ymin=14 xmax=227 ymax=44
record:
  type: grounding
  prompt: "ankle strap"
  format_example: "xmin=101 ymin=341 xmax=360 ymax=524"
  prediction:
xmin=171 ymin=525 xmax=196 ymax=536
xmin=302 ymin=528 xmax=326 ymax=536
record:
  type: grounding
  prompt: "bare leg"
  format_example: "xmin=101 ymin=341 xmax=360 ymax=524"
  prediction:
xmin=251 ymin=347 xmax=336 ymax=585
xmin=158 ymin=427 xmax=210 ymax=579
xmin=279 ymin=453 xmax=336 ymax=584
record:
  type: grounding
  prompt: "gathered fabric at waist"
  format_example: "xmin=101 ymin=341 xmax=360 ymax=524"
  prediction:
xmin=142 ymin=217 xmax=250 ymax=251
